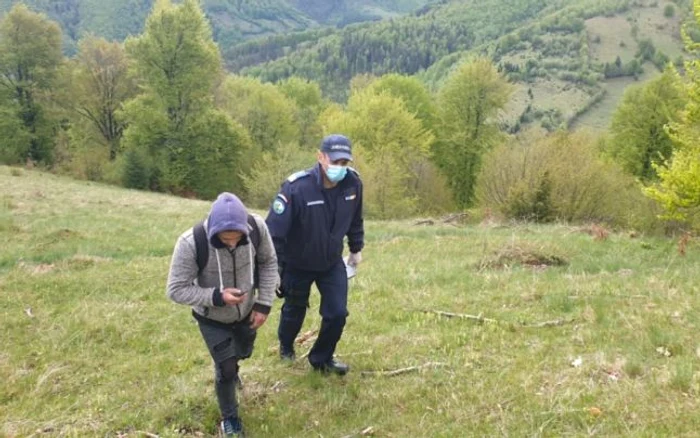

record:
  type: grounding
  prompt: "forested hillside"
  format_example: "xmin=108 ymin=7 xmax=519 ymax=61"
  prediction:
xmin=238 ymin=0 xmax=691 ymax=128
xmin=0 ymin=0 xmax=431 ymax=53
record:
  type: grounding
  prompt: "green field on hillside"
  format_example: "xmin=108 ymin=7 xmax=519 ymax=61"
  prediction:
xmin=2 ymin=165 xmax=700 ymax=437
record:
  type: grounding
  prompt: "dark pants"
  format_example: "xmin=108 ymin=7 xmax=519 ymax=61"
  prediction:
xmin=278 ymin=261 xmax=348 ymax=367
xmin=197 ymin=316 xmax=256 ymax=418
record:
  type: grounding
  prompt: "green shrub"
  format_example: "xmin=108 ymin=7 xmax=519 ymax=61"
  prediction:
xmin=476 ymin=131 xmax=662 ymax=230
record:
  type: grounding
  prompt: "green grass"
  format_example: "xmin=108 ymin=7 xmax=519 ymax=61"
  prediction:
xmin=2 ymin=165 xmax=700 ymax=437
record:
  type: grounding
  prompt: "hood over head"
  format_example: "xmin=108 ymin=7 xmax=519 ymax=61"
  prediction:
xmin=206 ymin=192 xmax=249 ymax=249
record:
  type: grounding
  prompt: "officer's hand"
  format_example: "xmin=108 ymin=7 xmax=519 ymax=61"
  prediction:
xmin=249 ymin=311 xmax=268 ymax=329
xmin=222 ymin=288 xmax=247 ymax=306
xmin=348 ymin=251 xmax=362 ymax=266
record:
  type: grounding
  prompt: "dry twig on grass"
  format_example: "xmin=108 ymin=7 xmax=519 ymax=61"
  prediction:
xmin=425 ymin=310 xmax=499 ymax=324
xmin=295 ymin=329 xmax=318 ymax=344
xmin=424 ymin=310 xmax=575 ymax=328
xmin=361 ymin=362 xmax=446 ymax=377
xmin=414 ymin=219 xmax=435 ymax=225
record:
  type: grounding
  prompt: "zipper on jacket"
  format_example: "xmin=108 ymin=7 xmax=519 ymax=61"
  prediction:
xmin=230 ymin=248 xmax=241 ymax=320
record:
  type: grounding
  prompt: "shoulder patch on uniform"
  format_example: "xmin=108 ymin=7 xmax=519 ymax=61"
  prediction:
xmin=272 ymin=197 xmax=286 ymax=215
xmin=287 ymin=170 xmax=310 ymax=183
xmin=348 ymin=167 xmax=360 ymax=177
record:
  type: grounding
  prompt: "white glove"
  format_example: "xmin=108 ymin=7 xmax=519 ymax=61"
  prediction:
xmin=347 ymin=251 xmax=362 ymax=267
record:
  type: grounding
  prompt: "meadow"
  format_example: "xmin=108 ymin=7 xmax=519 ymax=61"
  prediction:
xmin=2 ymin=165 xmax=699 ymax=437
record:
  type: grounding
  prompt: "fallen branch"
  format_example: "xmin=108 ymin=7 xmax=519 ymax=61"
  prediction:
xmin=413 ymin=219 xmax=435 ymax=226
xmin=424 ymin=310 xmax=575 ymax=328
xmin=361 ymin=362 xmax=446 ymax=377
xmin=426 ymin=310 xmax=498 ymax=324
xmin=521 ymin=319 xmax=573 ymax=328
xmin=442 ymin=212 xmax=469 ymax=224
xmin=135 ymin=432 xmax=160 ymax=438
xmin=295 ymin=329 xmax=318 ymax=345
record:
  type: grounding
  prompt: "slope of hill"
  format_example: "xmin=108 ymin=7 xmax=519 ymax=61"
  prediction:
xmin=3 ymin=166 xmax=700 ymax=437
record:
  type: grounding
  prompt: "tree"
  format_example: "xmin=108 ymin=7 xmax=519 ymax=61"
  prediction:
xmin=277 ymin=76 xmax=326 ymax=147
xmin=0 ymin=4 xmax=63 ymax=164
xmin=61 ymin=36 xmax=136 ymax=161
xmin=435 ymin=58 xmax=513 ymax=208
xmin=319 ymin=88 xmax=434 ymax=218
xmin=606 ymin=67 xmax=686 ymax=181
xmin=367 ymin=73 xmax=437 ymax=134
xmin=643 ymin=1 xmax=700 ymax=226
xmin=217 ymin=75 xmax=300 ymax=154
xmin=121 ymin=0 xmax=246 ymax=197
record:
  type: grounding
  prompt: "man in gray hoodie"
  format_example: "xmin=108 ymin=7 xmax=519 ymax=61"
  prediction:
xmin=167 ymin=192 xmax=278 ymax=438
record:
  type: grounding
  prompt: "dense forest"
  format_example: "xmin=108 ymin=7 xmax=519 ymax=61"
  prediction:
xmin=0 ymin=0 xmax=698 ymax=231
xmin=0 ymin=0 xmax=431 ymax=53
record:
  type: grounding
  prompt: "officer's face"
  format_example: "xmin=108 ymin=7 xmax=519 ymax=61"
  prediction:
xmin=318 ymin=152 xmax=350 ymax=170
xmin=218 ymin=230 xmax=244 ymax=248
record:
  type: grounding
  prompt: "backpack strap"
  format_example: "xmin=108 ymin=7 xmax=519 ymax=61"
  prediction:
xmin=193 ymin=221 xmax=208 ymax=276
xmin=247 ymin=215 xmax=261 ymax=289
xmin=247 ymin=214 xmax=260 ymax=249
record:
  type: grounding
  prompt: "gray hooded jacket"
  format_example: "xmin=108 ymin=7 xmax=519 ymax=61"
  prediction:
xmin=166 ymin=193 xmax=278 ymax=323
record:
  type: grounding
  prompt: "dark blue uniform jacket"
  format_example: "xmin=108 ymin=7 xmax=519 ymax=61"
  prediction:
xmin=266 ymin=164 xmax=364 ymax=272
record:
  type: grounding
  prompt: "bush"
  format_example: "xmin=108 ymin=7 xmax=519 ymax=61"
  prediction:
xmin=664 ymin=4 xmax=675 ymax=18
xmin=122 ymin=148 xmax=150 ymax=190
xmin=476 ymin=131 xmax=662 ymax=229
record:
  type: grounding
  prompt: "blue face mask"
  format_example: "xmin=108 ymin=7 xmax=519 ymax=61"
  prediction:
xmin=325 ymin=165 xmax=348 ymax=183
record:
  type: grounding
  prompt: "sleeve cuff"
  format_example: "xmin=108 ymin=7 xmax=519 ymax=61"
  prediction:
xmin=253 ymin=303 xmax=271 ymax=315
xmin=349 ymin=244 xmax=364 ymax=254
xmin=212 ymin=288 xmax=225 ymax=307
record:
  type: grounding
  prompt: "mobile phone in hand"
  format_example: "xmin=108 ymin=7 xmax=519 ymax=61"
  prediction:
xmin=232 ymin=290 xmax=248 ymax=297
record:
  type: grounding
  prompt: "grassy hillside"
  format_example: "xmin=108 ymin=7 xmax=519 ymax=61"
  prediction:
xmin=3 ymin=165 xmax=700 ymax=436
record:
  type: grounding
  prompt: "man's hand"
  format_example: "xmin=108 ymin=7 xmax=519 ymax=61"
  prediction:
xmin=222 ymin=288 xmax=247 ymax=306
xmin=348 ymin=251 xmax=362 ymax=266
xmin=249 ymin=311 xmax=268 ymax=329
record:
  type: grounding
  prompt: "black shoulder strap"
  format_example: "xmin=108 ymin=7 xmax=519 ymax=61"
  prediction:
xmin=193 ymin=221 xmax=208 ymax=276
xmin=247 ymin=214 xmax=260 ymax=249
xmin=248 ymin=214 xmax=261 ymax=289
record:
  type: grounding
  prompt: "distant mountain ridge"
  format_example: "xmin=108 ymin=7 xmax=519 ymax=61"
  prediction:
xmin=0 ymin=0 xmax=431 ymax=53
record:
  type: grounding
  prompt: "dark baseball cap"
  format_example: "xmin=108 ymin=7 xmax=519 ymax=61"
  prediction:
xmin=320 ymin=134 xmax=353 ymax=162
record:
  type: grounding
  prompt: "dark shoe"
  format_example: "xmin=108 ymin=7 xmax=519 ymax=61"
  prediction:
xmin=220 ymin=416 xmax=244 ymax=437
xmin=313 ymin=359 xmax=350 ymax=376
xmin=280 ymin=345 xmax=296 ymax=361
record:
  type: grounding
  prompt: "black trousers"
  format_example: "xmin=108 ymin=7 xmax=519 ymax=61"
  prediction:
xmin=278 ymin=261 xmax=348 ymax=366
xmin=197 ymin=316 xmax=256 ymax=418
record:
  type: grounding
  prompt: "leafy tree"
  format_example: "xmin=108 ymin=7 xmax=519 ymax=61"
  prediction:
xmin=320 ymin=88 xmax=434 ymax=218
xmin=643 ymin=1 xmax=700 ymax=226
xmin=217 ymin=75 xmax=300 ymax=153
xmin=121 ymin=0 xmax=247 ymax=197
xmin=435 ymin=58 xmax=513 ymax=208
xmin=367 ymin=74 xmax=437 ymax=134
xmin=276 ymin=76 xmax=325 ymax=148
xmin=0 ymin=4 xmax=62 ymax=164
xmin=242 ymin=141 xmax=316 ymax=208
xmin=606 ymin=67 xmax=686 ymax=181
xmin=60 ymin=36 xmax=136 ymax=161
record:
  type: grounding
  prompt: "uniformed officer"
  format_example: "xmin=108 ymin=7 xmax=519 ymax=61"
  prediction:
xmin=265 ymin=134 xmax=364 ymax=375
